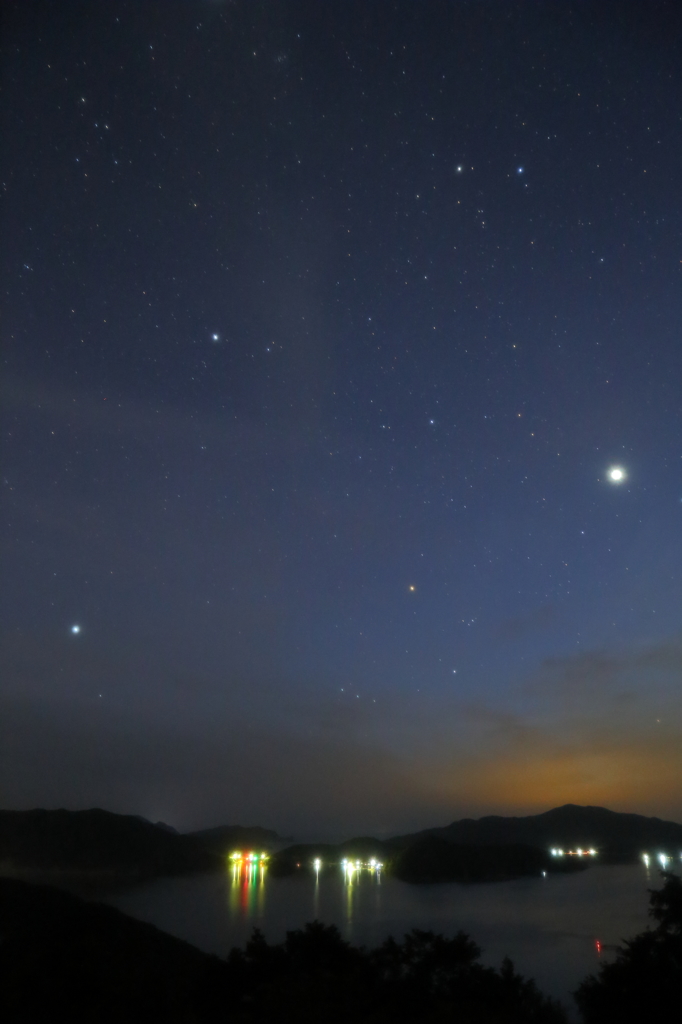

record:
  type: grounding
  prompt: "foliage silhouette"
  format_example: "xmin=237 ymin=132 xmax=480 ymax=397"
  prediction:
xmin=225 ymin=920 xmax=568 ymax=1022
xmin=574 ymin=872 xmax=682 ymax=1023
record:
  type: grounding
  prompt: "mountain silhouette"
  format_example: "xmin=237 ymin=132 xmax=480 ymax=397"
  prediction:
xmin=0 ymin=808 xmax=217 ymax=879
xmin=390 ymin=804 xmax=682 ymax=861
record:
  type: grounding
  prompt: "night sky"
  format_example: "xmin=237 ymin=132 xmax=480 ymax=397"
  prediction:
xmin=2 ymin=1 xmax=681 ymax=838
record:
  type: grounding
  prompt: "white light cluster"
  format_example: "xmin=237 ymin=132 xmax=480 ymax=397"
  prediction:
xmin=550 ymin=847 xmax=597 ymax=857
xmin=641 ymin=852 xmax=682 ymax=868
xmin=340 ymin=857 xmax=384 ymax=877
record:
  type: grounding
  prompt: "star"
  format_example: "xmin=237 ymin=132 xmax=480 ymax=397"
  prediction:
xmin=71 ymin=625 xmax=81 ymax=634
xmin=607 ymin=466 xmax=626 ymax=484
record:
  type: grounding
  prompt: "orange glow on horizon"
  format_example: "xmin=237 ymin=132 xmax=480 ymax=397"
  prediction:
xmin=428 ymin=740 xmax=682 ymax=819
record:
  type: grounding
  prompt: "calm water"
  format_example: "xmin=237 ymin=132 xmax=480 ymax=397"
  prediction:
xmin=104 ymin=862 xmax=658 ymax=1018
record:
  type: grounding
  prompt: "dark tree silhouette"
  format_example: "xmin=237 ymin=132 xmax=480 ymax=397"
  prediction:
xmin=226 ymin=920 xmax=567 ymax=1022
xmin=575 ymin=872 xmax=682 ymax=1023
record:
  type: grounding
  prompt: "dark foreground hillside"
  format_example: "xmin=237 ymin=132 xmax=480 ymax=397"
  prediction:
xmin=0 ymin=878 xmax=567 ymax=1023
xmin=0 ymin=878 xmax=229 ymax=1024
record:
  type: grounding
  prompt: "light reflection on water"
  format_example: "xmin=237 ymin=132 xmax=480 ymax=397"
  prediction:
xmin=104 ymin=862 xmax=656 ymax=1019
xmin=228 ymin=859 xmax=266 ymax=919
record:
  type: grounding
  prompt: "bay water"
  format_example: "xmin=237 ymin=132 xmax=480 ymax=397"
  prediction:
xmin=103 ymin=862 xmax=659 ymax=1018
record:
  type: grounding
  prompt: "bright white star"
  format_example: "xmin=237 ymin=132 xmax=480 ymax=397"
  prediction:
xmin=607 ymin=466 xmax=626 ymax=483
xmin=71 ymin=625 xmax=81 ymax=634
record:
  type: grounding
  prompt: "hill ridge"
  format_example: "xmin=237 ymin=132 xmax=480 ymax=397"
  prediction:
xmin=388 ymin=803 xmax=682 ymax=861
